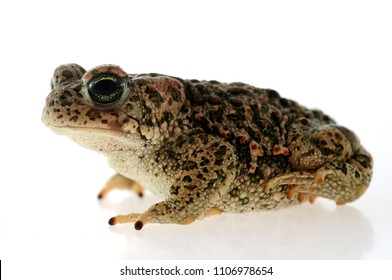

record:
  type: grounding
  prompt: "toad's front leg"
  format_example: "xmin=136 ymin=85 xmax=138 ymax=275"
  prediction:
xmin=98 ymin=173 xmax=144 ymax=199
xmin=109 ymin=134 xmax=238 ymax=230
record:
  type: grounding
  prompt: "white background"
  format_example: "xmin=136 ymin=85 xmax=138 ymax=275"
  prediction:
xmin=0 ymin=0 xmax=391 ymax=268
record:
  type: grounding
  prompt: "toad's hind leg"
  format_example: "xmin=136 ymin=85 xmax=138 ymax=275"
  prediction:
xmin=265 ymin=148 xmax=373 ymax=205
xmin=109 ymin=134 xmax=237 ymax=230
xmin=312 ymin=148 xmax=372 ymax=204
xmin=98 ymin=173 xmax=144 ymax=199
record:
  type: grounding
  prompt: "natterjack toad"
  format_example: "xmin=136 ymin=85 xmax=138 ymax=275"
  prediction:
xmin=42 ymin=64 xmax=373 ymax=230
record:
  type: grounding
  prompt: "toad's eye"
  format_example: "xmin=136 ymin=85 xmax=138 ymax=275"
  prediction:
xmin=87 ymin=74 xmax=126 ymax=106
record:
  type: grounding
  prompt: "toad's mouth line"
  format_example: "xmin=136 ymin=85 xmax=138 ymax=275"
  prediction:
xmin=46 ymin=124 xmax=127 ymax=137
xmin=46 ymin=124 xmax=145 ymax=153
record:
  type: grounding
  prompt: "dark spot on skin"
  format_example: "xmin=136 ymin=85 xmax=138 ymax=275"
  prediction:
xmin=58 ymin=90 xmax=72 ymax=106
xmin=62 ymin=70 xmax=73 ymax=79
xmin=323 ymin=115 xmax=333 ymax=122
xmin=170 ymin=185 xmax=180 ymax=195
xmin=215 ymin=145 xmax=227 ymax=156
xmin=227 ymin=112 xmax=242 ymax=121
xmin=181 ymin=105 xmax=190 ymax=114
xmin=86 ymin=109 xmax=102 ymax=121
xmin=187 ymin=82 xmax=213 ymax=105
xmin=182 ymin=175 xmax=193 ymax=182
xmin=209 ymin=109 xmax=223 ymax=122
xmin=302 ymin=149 xmax=315 ymax=157
xmin=229 ymin=187 xmax=239 ymax=197
xmin=200 ymin=158 xmax=211 ymax=167
xmin=334 ymin=143 xmax=343 ymax=155
xmin=187 ymin=84 xmax=205 ymax=105
xmin=101 ymin=119 xmax=108 ymax=124
xmin=214 ymin=159 xmax=223 ymax=166
xmin=169 ymin=84 xmax=182 ymax=102
xmin=270 ymin=110 xmax=281 ymax=123
xmin=279 ymin=98 xmax=290 ymax=107
xmin=143 ymin=106 xmax=152 ymax=116
xmin=229 ymin=97 xmax=243 ymax=107
xmin=207 ymin=179 xmax=217 ymax=189
xmin=69 ymin=116 xmax=78 ymax=122
xmin=354 ymin=154 xmax=372 ymax=168
xmin=184 ymin=185 xmax=197 ymax=190
xmin=194 ymin=115 xmax=213 ymax=132
xmin=126 ymin=103 xmax=133 ymax=112
xmin=312 ymin=138 xmax=343 ymax=156
xmin=301 ymin=118 xmax=309 ymax=125
xmin=208 ymin=95 xmax=221 ymax=105
xmin=355 ymin=171 xmax=360 ymax=178
xmin=146 ymin=118 xmax=154 ymax=127
xmin=198 ymin=134 xmax=209 ymax=145
xmin=183 ymin=161 xmax=198 ymax=171
xmin=228 ymin=162 xmax=236 ymax=170
xmin=240 ymin=197 xmax=249 ymax=205
xmin=185 ymin=198 xmax=194 ymax=204
xmin=336 ymin=163 xmax=348 ymax=175
xmin=162 ymin=111 xmax=173 ymax=123
xmin=227 ymin=87 xmax=249 ymax=96
xmin=335 ymin=132 xmax=343 ymax=141
xmin=146 ymin=87 xmax=164 ymax=106
xmin=265 ymin=89 xmax=280 ymax=101
xmin=250 ymin=173 xmax=262 ymax=183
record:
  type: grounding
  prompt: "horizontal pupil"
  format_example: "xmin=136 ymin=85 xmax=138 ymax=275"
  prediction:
xmin=92 ymin=79 xmax=118 ymax=96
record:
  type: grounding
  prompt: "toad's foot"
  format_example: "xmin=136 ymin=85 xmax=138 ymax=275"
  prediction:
xmin=108 ymin=134 xmax=236 ymax=230
xmin=264 ymin=148 xmax=372 ymax=205
xmin=108 ymin=207 xmax=223 ymax=230
xmin=98 ymin=173 xmax=144 ymax=199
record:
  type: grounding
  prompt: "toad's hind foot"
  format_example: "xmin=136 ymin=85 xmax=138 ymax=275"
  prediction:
xmin=98 ymin=173 xmax=144 ymax=199
xmin=264 ymin=148 xmax=372 ymax=205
